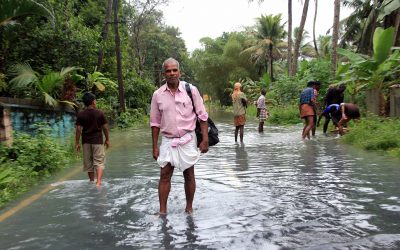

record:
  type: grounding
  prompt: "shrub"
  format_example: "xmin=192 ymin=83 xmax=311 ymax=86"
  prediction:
xmin=0 ymin=127 xmax=71 ymax=207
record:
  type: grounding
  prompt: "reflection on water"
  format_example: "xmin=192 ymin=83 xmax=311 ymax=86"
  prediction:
xmin=1 ymin=112 xmax=400 ymax=249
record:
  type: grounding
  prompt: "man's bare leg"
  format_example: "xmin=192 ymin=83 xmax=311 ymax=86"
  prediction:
xmin=234 ymin=126 xmax=239 ymax=142
xmin=239 ymin=125 xmax=244 ymax=143
xmin=302 ymin=116 xmax=314 ymax=139
xmin=159 ymin=164 xmax=174 ymax=214
xmin=96 ymin=168 xmax=104 ymax=187
xmin=183 ymin=166 xmax=195 ymax=214
xmin=88 ymin=172 xmax=95 ymax=182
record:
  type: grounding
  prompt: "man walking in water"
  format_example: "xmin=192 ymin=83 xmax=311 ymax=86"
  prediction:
xmin=75 ymin=92 xmax=110 ymax=187
xmin=299 ymin=81 xmax=319 ymax=139
xmin=150 ymin=58 xmax=209 ymax=214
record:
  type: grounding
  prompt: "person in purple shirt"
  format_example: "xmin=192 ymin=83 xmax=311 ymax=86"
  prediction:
xmin=150 ymin=58 xmax=209 ymax=215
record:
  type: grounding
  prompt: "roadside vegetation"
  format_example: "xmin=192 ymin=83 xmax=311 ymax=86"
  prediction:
xmin=0 ymin=126 xmax=74 ymax=208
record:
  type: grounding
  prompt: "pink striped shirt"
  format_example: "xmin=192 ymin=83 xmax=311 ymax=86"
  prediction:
xmin=150 ymin=81 xmax=208 ymax=138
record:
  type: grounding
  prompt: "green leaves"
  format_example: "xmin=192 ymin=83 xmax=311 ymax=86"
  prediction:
xmin=9 ymin=63 xmax=79 ymax=107
xmin=373 ymin=27 xmax=395 ymax=65
xmin=0 ymin=0 xmax=54 ymax=26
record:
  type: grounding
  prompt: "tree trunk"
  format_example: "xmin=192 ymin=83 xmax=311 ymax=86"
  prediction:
xmin=293 ymin=0 xmax=310 ymax=75
xmin=313 ymin=0 xmax=319 ymax=58
xmin=357 ymin=0 xmax=379 ymax=55
xmin=96 ymin=0 xmax=113 ymax=70
xmin=288 ymin=0 xmax=293 ymax=76
xmin=112 ymin=0 xmax=125 ymax=112
xmin=331 ymin=0 xmax=340 ymax=78
xmin=269 ymin=43 xmax=274 ymax=82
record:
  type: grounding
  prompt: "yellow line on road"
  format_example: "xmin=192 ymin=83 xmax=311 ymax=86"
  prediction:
xmin=0 ymin=166 xmax=82 ymax=223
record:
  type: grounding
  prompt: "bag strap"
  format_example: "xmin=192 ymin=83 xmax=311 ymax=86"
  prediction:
xmin=185 ymin=83 xmax=198 ymax=116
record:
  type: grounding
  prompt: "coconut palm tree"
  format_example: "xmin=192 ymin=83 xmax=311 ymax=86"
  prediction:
xmin=341 ymin=0 xmax=400 ymax=54
xmin=312 ymin=0 xmax=320 ymax=57
xmin=242 ymin=14 xmax=287 ymax=81
xmin=293 ymin=0 xmax=310 ymax=75
xmin=293 ymin=27 xmax=316 ymax=58
xmin=331 ymin=0 xmax=341 ymax=77
xmin=0 ymin=0 xmax=54 ymax=26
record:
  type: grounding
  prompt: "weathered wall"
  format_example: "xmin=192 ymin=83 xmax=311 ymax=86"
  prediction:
xmin=0 ymin=98 xmax=76 ymax=143
xmin=390 ymin=85 xmax=400 ymax=117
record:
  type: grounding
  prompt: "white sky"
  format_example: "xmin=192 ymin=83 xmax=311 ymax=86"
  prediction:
xmin=161 ymin=0 xmax=354 ymax=52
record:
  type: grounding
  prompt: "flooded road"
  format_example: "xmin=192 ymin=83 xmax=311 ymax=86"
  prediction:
xmin=1 ymin=111 xmax=400 ymax=249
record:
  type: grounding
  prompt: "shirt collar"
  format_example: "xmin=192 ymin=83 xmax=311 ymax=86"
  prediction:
xmin=163 ymin=80 xmax=185 ymax=93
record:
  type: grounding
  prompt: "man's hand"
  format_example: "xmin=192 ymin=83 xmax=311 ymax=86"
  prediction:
xmin=75 ymin=143 xmax=81 ymax=153
xmin=153 ymin=146 xmax=160 ymax=160
xmin=199 ymin=140 xmax=209 ymax=154
xmin=104 ymin=140 xmax=110 ymax=149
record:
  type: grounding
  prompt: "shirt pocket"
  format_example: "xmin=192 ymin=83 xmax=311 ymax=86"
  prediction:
xmin=177 ymin=95 xmax=194 ymax=117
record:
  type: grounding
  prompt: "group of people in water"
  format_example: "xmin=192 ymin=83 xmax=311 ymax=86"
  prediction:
xmin=75 ymin=57 xmax=360 ymax=214
xmin=231 ymin=80 xmax=360 ymax=141
xmin=299 ymin=81 xmax=360 ymax=139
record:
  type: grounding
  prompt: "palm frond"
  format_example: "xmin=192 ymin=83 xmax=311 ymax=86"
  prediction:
xmin=9 ymin=63 xmax=38 ymax=90
xmin=43 ymin=92 xmax=59 ymax=107
xmin=40 ymin=72 xmax=63 ymax=93
xmin=0 ymin=0 xmax=55 ymax=26
xmin=60 ymin=66 xmax=80 ymax=77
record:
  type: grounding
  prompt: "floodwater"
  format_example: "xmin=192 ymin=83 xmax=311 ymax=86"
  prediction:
xmin=1 ymin=111 xmax=400 ymax=249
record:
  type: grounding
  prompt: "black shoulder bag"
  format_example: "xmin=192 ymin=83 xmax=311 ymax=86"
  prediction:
xmin=185 ymin=83 xmax=219 ymax=147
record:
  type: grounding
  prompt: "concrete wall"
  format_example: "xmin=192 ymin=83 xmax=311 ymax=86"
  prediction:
xmin=390 ymin=84 xmax=400 ymax=117
xmin=365 ymin=88 xmax=381 ymax=116
xmin=0 ymin=98 xmax=76 ymax=144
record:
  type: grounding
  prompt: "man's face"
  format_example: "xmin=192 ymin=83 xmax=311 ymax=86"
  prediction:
xmin=163 ymin=62 xmax=181 ymax=84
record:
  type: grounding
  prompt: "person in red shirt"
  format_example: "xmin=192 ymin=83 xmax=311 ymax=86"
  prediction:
xmin=75 ymin=92 xmax=110 ymax=187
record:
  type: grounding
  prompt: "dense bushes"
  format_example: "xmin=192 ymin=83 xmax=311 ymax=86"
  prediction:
xmin=0 ymin=127 xmax=72 ymax=207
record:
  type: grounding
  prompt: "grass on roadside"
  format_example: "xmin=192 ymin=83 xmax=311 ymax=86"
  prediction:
xmin=342 ymin=115 xmax=400 ymax=158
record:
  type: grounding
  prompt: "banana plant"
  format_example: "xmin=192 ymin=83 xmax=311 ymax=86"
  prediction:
xmin=337 ymin=27 xmax=400 ymax=92
xmin=73 ymin=68 xmax=117 ymax=93
xmin=9 ymin=63 xmax=79 ymax=107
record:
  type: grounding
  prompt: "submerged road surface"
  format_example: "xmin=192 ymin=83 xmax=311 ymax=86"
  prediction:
xmin=1 ymin=112 xmax=400 ymax=249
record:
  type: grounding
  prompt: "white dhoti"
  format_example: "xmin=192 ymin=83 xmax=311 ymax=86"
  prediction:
xmin=157 ymin=132 xmax=200 ymax=171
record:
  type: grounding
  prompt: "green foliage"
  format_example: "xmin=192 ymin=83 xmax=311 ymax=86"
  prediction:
xmin=297 ymin=59 xmax=332 ymax=86
xmin=124 ymin=77 xmax=156 ymax=110
xmin=337 ymin=27 xmax=400 ymax=97
xmin=267 ymin=104 xmax=301 ymax=125
xmin=191 ymin=31 xmax=258 ymax=105
xmin=0 ymin=0 xmax=54 ymax=26
xmin=0 ymin=73 xmax=7 ymax=92
xmin=342 ymin=116 xmax=400 ymax=158
xmin=115 ymin=109 xmax=148 ymax=129
xmin=9 ymin=63 xmax=79 ymax=107
xmin=269 ymin=75 xmax=303 ymax=106
xmin=0 ymin=127 xmax=71 ymax=207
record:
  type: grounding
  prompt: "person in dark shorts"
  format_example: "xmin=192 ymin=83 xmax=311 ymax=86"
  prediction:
xmin=75 ymin=92 xmax=110 ymax=187
xmin=317 ymin=104 xmax=341 ymax=132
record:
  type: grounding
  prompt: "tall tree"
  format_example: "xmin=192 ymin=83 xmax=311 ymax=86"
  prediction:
xmin=331 ymin=0 xmax=340 ymax=77
xmin=96 ymin=0 xmax=113 ymax=70
xmin=112 ymin=0 xmax=125 ymax=112
xmin=313 ymin=0 xmax=320 ymax=57
xmin=127 ymin=0 xmax=169 ymax=77
xmin=243 ymin=14 xmax=287 ymax=81
xmin=293 ymin=0 xmax=310 ymax=75
xmin=288 ymin=0 xmax=294 ymax=76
